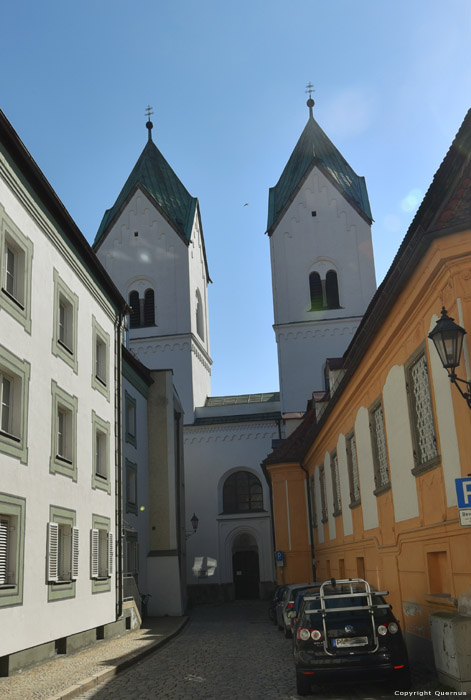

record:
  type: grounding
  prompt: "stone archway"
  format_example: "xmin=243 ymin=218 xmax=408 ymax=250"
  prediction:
xmin=232 ymin=533 xmax=260 ymax=599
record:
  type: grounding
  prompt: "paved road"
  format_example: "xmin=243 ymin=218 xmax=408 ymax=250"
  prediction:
xmin=76 ymin=601 xmax=452 ymax=700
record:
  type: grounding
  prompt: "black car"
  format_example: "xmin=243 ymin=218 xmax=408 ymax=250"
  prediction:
xmin=293 ymin=578 xmax=411 ymax=695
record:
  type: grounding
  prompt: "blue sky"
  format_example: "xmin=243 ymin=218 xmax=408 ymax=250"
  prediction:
xmin=1 ymin=0 xmax=470 ymax=397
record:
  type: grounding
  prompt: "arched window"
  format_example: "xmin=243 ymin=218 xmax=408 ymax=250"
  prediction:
xmin=129 ymin=291 xmax=140 ymax=328
xmin=143 ymin=289 xmax=155 ymax=326
xmin=309 ymin=272 xmax=323 ymax=311
xmin=325 ymin=270 xmax=340 ymax=309
xmin=196 ymin=290 xmax=204 ymax=341
xmin=223 ymin=471 xmax=263 ymax=513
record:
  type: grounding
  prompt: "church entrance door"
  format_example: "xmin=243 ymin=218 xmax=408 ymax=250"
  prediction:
xmin=232 ymin=550 xmax=260 ymax=599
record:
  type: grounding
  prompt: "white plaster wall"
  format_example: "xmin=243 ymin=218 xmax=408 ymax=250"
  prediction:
xmin=0 ymin=167 xmax=117 ymax=657
xmin=147 ymin=556 xmax=184 ymax=616
xmin=354 ymin=406 xmax=379 ymax=531
xmin=427 ymin=318 xmax=461 ymax=507
xmin=183 ymin=420 xmax=278 ymax=586
xmin=382 ymin=365 xmax=419 ymax=522
xmin=337 ymin=433 xmax=353 ymax=536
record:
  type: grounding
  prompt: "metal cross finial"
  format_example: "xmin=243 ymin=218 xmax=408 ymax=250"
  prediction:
xmin=305 ymin=82 xmax=315 ymax=98
xmin=305 ymin=83 xmax=315 ymax=117
xmin=145 ymin=105 xmax=154 ymax=141
xmin=145 ymin=105 xmax=154 ymax=120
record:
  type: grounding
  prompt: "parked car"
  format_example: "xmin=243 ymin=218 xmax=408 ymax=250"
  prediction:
xmin=269 ymin=585 xmax=287 ymax=624
xmin=293 ymin=578 xmax=411 ymax=695
xmin=276 ymin=583 xmax=317 ymax=638
xmin=288 ymin=585 xmax=322 ymax=642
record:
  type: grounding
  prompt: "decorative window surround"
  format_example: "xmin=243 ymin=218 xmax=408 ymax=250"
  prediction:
xmin=91 ymin=411 xmax=111 ymax=494
xmin=319 ymin=467 xmax=328 ymax=523
xmin=0 ymin=344 xmax=30 ymax=464
xmin=90 ymin=514 xmax=113 ymax=594
xmin=406 ymin=347 xmax=440 ymax=476
xmin=0 ymin=492 xmax=25 ymax=607
xmin=222 ymin=471 xmax=264 ymax=514
xmin=91 ymin=316 xmax=110 ymax=401
xmin=330 ymin=451 xmax=342 ymax=516
xmin=369 ymin=398 xmax=391 ymax=495
xmin=125 ymin=459 xmax=138 ymax=514
xmin=309 ymin=476 xmax=317 ymax=529
xmin=50 ymin=381 xmax=78 ymax=481
xmin=125 ymin=391 xmax=137 ymax=447
xmin=47 ymin=505 xmax=77 ymax=602
xmin=346 ymin=431 xmax=361 ymax=508
xmin=52 ymin=269 xmax=79 ymax=373
xmin=0 ymin=205 xmax=33 ymax=333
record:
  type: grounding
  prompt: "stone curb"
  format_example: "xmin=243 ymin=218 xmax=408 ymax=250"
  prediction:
xmin=46 ymin=616 xmax=189 ymax=700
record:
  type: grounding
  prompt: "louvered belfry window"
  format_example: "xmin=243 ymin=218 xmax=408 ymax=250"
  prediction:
xmin=370 ymin=401 xmax=390 ymax=491
xmin=309 ymin=272 xmax=323 ymax=310
xmin=325 ymin=270 xmax=340 ymax=309
xmin=143 ymin=289 xmax=155 ymax=326
xmin=408 ymin=353 xmax=438 ymax=467
xmin=129 ymin=291 xmax=140 ymax=328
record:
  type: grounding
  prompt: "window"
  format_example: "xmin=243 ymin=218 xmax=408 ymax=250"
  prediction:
xmin=52 ymin=270 xmax=79 ymax=373
xmin=0 ymin=493 xmax=25 ymax=607
xmin=222 ymin=471 xmax=263 ymax=513
xmin=346 ymin=431 xmax=361 ymax=507
xmin=319 ymin=467 xmax=328 ymax=523
xmin=0 ymin=205 xmax=33 ymax=332
xmin=143 ymin=289 xmax=155 ymax=326
xmin=406 ymin=349 xmax=439 ymax=475
xmin=90 ymin=515 xmax=113 ymax=593
xmin=0 ymin=344 xmax=30 ymax=464
xmin=330 ymin=451 xmax=342 ymax=516
xmin=129 ymin=291 xmax=140 ymax=328
xmin=125 ymin=391 xmax=137 ymax=447
xmin=309 ymin=268 xmax=340 ymax=311
xmin=126 ymin=460 xmax=138 ymax=514
xmin=92 ymin=411 xmax=111 ymax=493
xmin=309 ymin=476 xmax=317 ymax=529
xmin=92 ymin=317 xmax=110 ymax=400
xmin=196 ymin=290 xmax=204 ymax=341
xmin=125 ymin=531 xmax=138 ymax=576
xmin=47 ymin=506 xmax=78 ymax=601
xmin=369 ymin=399 xmax=390 ymax=494
xmin=50 ymin=381 xmax=77 ymax=480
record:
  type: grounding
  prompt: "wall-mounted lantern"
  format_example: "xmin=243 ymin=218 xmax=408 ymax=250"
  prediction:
xmin=428 ymin=307 xmax=471 ymax=408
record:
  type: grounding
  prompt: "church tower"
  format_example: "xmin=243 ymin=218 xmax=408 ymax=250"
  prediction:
xmin=93 ymin=115 xmax=212 ymax=422
xmin=268 ymin=93 xmax=376 ymax=414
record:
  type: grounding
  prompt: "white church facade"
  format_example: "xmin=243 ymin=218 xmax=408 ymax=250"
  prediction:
xmin=94 ymin=97 xmax=376 ymax=602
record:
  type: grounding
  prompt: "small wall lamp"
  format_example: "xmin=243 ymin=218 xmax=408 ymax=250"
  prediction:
xmin=186 ymin=513 xmax=199 ymax=539
xmin=428 ymin=307 xmax=471 ymax=408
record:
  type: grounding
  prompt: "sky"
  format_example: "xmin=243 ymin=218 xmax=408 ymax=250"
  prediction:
xmin=1 ymin=0 xmax=470 ymax=397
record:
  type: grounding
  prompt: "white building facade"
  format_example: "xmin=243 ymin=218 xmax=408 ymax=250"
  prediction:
xmin=0 ymin=110 xmax=127 ymax=672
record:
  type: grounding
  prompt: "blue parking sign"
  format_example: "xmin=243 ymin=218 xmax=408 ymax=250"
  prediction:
xmin=455 ymin=477 xmax=471 ymax=509
xmin=275 ymin=550 xmax=284 ymax=563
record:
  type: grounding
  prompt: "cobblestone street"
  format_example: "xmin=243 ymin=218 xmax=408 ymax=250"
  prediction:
xmin=75 ymin=601 xmax=455 ymax=700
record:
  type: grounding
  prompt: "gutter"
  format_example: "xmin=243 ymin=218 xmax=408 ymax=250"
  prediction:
xmin=300 ymin=459 xmax=316 ymax=582
xmin=116 ymin=313 xmax=124 ymax=619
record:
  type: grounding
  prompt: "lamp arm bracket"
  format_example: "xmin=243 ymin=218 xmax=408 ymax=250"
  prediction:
xmin=448 ymin=370 xmax=471 ymax=408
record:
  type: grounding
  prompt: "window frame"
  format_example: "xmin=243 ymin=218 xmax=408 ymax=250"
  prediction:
xmin=369 ymin=397 xmax=391 ymax=496
xmin=90 ymin=514 xmax=113 ymax=593
xmin=330 ymin=450 xmax=342 ymax=517
xmin=125 ymin=459 xmax=138 ymax=514
xmin=222 ymin=471 xmax=264 ymax=514
xmin=47 ymin=505 xmax=78 ymax=602
xmin=0 ymin=205 xmax=33 ymax=333
xmin=346 ymin=430 xmax=361 ymax=508
xmin=52 ymin=269 xmax=79 ymax=373
xmin=91 ymin=316 xmax=110 ymax=401
xmin=125 ymin=530 xmax=139 ymax=576
xmin=50 ymin=381 xmax=78 ymax=481
xmin=125 ymin=391 xmax=137 ymax=447
xmin=91 ymin=411 xmax=111 ymax=494
xmin=0 ymin=492 xmax=25 ymax=607
xmin=319 ymin=466 xmax=328 ymax=524
xmin=0 ymin=344 xmax=30 ymax=464
xmin=405 ymin=344 xmax=440 ymax=476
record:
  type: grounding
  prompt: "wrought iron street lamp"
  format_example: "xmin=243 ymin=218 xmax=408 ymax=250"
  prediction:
xmin=186 ymin=513 xmax=199 ymax=539
xmin=428 ymin=307 xmax=471 ymax=408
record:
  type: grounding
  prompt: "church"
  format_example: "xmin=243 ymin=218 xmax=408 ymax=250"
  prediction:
xmin=93 ymin=93 xmax=377 ymax=603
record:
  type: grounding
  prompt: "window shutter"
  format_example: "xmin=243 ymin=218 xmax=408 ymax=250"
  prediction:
xmin=0 ymin=519 xmax=8 ymax=585
xmin=71 ymin=527 xmax=79 ymax=580
xmin=90 ymin=528 xmax=99 ymax=578
xmin=47 ymin=522 xmax=59 ymax=582
xmin=107 ymin=532 xmax=114 ymax=576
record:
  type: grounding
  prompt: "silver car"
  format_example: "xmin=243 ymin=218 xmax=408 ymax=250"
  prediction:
xmin=276 ymin=582 xmax=318 ymax=638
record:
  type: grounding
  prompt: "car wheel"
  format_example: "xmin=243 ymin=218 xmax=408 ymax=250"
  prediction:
xmin=296 ymin=673 xmax=311 ymax=696
xmin=394 ymin=668 xmax=412 ymax=691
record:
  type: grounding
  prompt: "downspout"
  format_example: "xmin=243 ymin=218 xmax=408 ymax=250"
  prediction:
xmin=115 ymin=313 xmax=124 ymax=619
xmin=300 ymin=460 xmax=316 ymax=582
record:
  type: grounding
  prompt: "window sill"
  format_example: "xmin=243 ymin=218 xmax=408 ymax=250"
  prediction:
xmin=321 ymin=517 xmax=328 ymax=524
xmin=0 ymin=584 xmax=16 ymax=590
xmin=95 ymin=375 xmax=107 ymax=388
xmin=1 ymin=287 xmax=24 ymax=310
xmin=373 ymin=483 xmax=391 ymax=497
xmin=56 ymin=455 xmax=73 ymax=466
xmin=95 ymin=472 xmax=108 ymax=480
xmin=349 ymin=499 xmax=361 ymax=510
xmin=333 ymin=509 xmax=342 ymax=518
xmin=425 ymin=594 xmax=457 ymax=608
xmin=411 ymin=456 xmax=441 ymax=477
xmin=57 ymin=339 xmax=74 ymax=356
xmin=0 ymin=429 xmax=21 ymax=444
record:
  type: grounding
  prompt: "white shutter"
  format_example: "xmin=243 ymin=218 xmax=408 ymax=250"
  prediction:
xmin=71 ymin=527 xmax=79 ymax=580
xmin=107 ymin=532 xmax=114 ymax=577
xmin=90 ymin=529 xmax=99 ymax=578
xmin=0 ymin=519 xmax=8 ymax=585
xmin=47 ymin=522 xmax=59 ymax=582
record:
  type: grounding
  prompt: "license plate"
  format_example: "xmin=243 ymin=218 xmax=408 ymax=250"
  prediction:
xmin=333 ymin=636 xmax=368 ymax=647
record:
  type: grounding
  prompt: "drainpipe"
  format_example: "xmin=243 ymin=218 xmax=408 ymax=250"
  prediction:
xmin=115 ymin=313 xmax=124 ymax=619
xmin=300 ymin=460 xmax=316 ymax=582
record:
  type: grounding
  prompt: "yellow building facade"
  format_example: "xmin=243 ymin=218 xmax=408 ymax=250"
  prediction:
xmin=265 ymin=110 xmax=471 ymax=670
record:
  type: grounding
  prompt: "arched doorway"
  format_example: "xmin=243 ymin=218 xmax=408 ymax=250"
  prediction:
xmin=232 ymin=533 xmax=260 ymax=599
